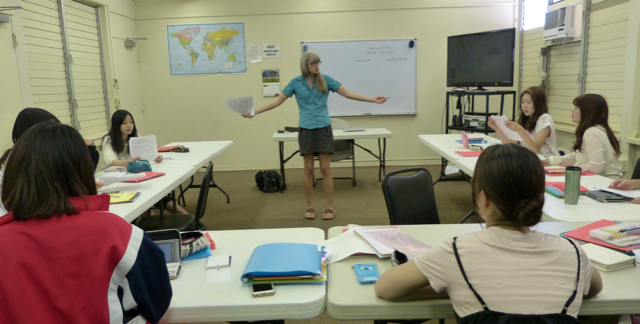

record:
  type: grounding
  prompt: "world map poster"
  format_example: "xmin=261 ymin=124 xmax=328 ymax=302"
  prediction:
xmin=167 ymin=23 xmax=247 ymax=75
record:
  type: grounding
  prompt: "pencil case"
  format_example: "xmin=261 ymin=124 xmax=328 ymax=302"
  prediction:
xmin=127 ymin=160 xmax=152 ymax=173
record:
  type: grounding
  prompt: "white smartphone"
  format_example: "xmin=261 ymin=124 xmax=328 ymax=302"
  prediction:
xmin=251 ymin=283 xmax=275 ymax=297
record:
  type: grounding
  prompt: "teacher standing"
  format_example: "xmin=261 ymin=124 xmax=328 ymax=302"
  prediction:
xmin=243 ymin=51 xmax=387 ymax=220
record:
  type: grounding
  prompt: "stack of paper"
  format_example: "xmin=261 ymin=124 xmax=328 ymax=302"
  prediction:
xmin=109 ymin=192 xmax=140 ymax=204
xmin=241 ymin=243 xmax=326 ymax=284
xmin=99 ymin=173 xmax=145 ymax=186
xmin=354 ymin=228 xmax=431 ymax=260
xmin=581 ymin=243 xmax=636 ymax=272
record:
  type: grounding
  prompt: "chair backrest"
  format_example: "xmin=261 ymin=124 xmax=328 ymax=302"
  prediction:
xmin=382 ymin=168 xmax=440 ymax=225
xmin=632 ymin=158 xmax=640 ymax=180
xmin=194 ymin=162 xmax=214 ymax=224
xmin=331 ymin=118 xmax=348 ymax=131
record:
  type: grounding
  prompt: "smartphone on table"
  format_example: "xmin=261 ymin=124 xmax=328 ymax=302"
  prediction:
xmin=251 ymin=283 xmax=275 ymax=297
xmin=353 ymin=263 xmax=380 ymax=285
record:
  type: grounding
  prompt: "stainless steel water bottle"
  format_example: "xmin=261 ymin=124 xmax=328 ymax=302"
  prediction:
xmin=564 ymin=166 xmax=582 ymax=205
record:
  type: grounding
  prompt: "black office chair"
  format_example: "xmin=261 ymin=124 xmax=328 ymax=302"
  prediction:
xmin=136 ymin=162 xmax=213 ymax=231
xmin=632 ymin=158 xmax=640 ymax=180
xmin=380 ymin=169 xmax=444 ymax=324
xmin=314 ymin=118 xmax=356 ymax=186
xmin=382 ymin=168 xmax=440 ymax=225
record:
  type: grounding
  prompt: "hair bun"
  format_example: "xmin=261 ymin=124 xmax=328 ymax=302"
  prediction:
xmin=514 ymin=194 xmax=544 ymax=227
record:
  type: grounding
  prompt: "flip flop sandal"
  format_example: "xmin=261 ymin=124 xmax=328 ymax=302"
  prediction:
xmin=322 ymin=208 xmax=336 ymax=220
xmin=304 ymin=208 xmax=316 ymax=219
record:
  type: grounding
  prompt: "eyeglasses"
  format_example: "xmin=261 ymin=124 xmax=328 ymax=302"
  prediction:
xmin=307 ymin=61 xmax=321 ymax=66
xmin=390 ymin=250 xmax=408 ymax=267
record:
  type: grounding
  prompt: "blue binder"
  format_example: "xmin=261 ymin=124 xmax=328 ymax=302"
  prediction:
xmin=241 ymin=243 xmax=322 ymax=283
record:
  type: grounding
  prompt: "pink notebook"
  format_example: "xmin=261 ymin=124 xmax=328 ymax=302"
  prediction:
xmin=455 ymin=150 xmax=482 ymax=157
xmin=562 ymin=219 xmax=640 ymax=253
xmin=158 ymin=145 xmax=179 ymax=152
xmin=545 ymin=182 xmax=588 ymax=192
xmin=545 ymin=168 xmax=595 ymax=176
xmin=124 ymin=172 xmax=165 ymax=183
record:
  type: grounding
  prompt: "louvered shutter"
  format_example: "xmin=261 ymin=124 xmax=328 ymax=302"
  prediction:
xmin=584 ymin=2 xmax=629 ymax=134
xmin=21 ymin=0 xmax=73 ymax=125
xmin=521 ymin=27 xmax=545 ymax=90
xmin=547 ymin=41 xmax=582 ymax=127
xmin=64 ymin=0 xmax=110 ymax=140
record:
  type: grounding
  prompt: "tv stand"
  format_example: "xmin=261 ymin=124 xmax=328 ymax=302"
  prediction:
xmin=434 ymin=89 xmax=517 ymax=185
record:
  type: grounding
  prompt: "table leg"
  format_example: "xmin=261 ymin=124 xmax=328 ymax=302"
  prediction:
xmin=279 ymin=141 xmax=286 ymax=192
xmin=377 ymin=138 xmax=387 ymax=182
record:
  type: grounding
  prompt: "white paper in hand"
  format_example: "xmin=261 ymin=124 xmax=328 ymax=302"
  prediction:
xmin=225 ymin=96 xmax=255 ymax=116
xmin=129 ymin=135 xmax=159 ymax=161
xmin=491 ymin=116 xmax=521 ymax=141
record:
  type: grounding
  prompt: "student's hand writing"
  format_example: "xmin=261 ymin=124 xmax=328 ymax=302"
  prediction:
xmin=505 ymin=121 xmax=525 ymax=134
xmin=608 ymin=179 xmax=634 ymax=190
xmin=541 ymin=158 xmax=550 ymax=166
xmin=154 ymin=155 xmax=164 ymax=163
xmin=373 ymin=96 xmax=389 ymax=104
xmin=125 ymin=157 xmax=141 ymax=163
xmin=95 ymin=181 xmax=103 ymax=190
xmin=241 ymin=112 xmax=254 ymax=119
xmin=84 ymin=138 xmax=95 ymax=146
xmin=631 ymin=197 xmax=640 ymax=204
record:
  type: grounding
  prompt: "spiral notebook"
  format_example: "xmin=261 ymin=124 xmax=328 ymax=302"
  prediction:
xmin=207 ymin=254 xmax=231 ymax=269
xmin=206 ymin=254 xmax=231 ymax=283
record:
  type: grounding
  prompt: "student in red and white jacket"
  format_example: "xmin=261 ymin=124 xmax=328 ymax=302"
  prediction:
xmin=0 ymin=122 xmax=172 ymax=324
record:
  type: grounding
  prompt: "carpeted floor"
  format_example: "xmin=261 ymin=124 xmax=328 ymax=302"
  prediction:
xmin=171 ymin=164 xmax=474 ymax=324
xmin=180 ymin=164 xmax=477 ymax=232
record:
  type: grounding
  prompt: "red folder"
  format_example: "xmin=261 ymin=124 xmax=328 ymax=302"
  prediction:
xmin=124 ymin=172 xmax=166 ymax=183
xmin=158 ymin=145 xmax=179 ymax=152
xmin=562 ymin=219 xmax=640 ymax=253
xmin=545 ymin=168 xmax=595 ymax=176
xmin=455 ymin=151 xmax=482 ymax=157
xmin=545 ymin=182 xmax=589 ymax=193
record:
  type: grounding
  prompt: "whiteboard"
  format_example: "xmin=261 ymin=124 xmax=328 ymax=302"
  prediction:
xmin=302 ymin=39 xmax=416 ymax=116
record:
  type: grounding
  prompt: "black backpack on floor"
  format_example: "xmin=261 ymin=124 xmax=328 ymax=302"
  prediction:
xmin=255 ymin=170 xmax=282 ymax=193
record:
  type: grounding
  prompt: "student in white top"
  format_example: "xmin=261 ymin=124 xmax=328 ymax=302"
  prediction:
xmin=101 ymin=109 xmax=188 ymax=215
xmin=375 ymin=144 xmax=602 ymax=320
xmin=488 ymin=86 xmax=559 ymax=158
xmin=609 ymin=179 xmax=640 ymax=204
xmin=101 ymin=109 xmax=163 ymax=168
xmin=546 ymin=94 xmax=622 ymax=179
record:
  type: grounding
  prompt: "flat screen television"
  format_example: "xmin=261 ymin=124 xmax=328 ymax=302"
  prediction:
xmin=447 ymin=28 xmax=515 ymax=90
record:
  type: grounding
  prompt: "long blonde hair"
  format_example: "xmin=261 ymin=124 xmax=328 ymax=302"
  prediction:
xmin=300 ymin=51 xmax=327 ymax=93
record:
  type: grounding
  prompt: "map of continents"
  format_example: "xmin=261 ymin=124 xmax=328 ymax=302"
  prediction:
xmin=167 ymin=23 xmax=247 ymax=75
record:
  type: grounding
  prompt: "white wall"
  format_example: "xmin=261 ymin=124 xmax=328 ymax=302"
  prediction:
xmin=0 ymin=3 xmax=27 ymax=153
xmin=133 ymin=0 xmax=519 ymax=171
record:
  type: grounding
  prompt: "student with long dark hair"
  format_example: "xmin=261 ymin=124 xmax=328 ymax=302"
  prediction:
xmin=0 ymin=108 xmax=100 ymax=216
xmin=375 ymin=144 xmax=602 ymax=321
xmin=102 ymin=109 xmax=163 ymax=168
xmin=101 ymin=109 xmax=187 ymax=215
xmin=489 ymin=86 xmax=559 ymax=158
xmin=0 ymin=122 xmax=172 ymax=323
xmin=242 ymin=51 xmax=387 ymax=220
xmin=546 ymin=94 xmax=622 ymax=179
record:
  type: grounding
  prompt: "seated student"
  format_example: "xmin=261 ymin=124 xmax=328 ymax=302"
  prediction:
xmin=101 ymin=109 xmax=187 ymax=215
xmin=546 ymin=94 xmax=622 ymax=179
xmin=0 ymin=108 xmax=100 ymax=217
xmin=609 ymin=179 xmax=640 ymax=204
xmin=375 ymin=144 xmax=602 ymax=322
xmin=0 ymin=122 xmax=172 ymax=323
xmin=488 ymin=86 xmax=560 ymax=158
xmin=101 ymin=109 xmax=163 ymax=167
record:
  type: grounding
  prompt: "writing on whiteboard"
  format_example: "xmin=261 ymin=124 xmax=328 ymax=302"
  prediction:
xmin=366 ymin=46 xmax=394 ymax=55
